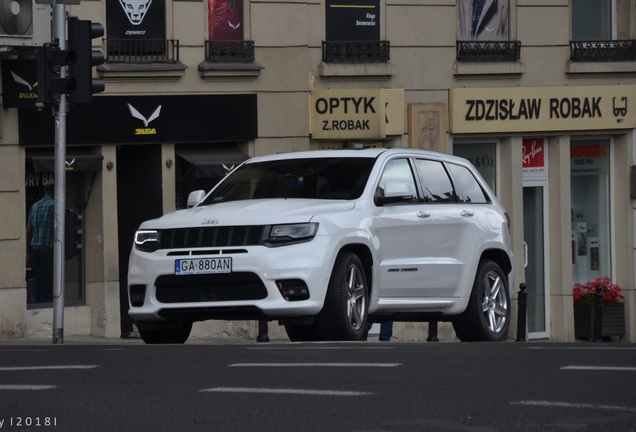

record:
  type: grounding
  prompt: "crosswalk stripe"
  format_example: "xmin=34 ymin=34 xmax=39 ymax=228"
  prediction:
xmin=200 ymin=387 xmax=373 ymax=396
xmin=0 ymin=385 xmax=56 ymax=390
xmin=561 ymin=365 xmax=636 ymax=371
xmin=0 ymin=365 xmax=99 ymax=372
xmin=229 ymin=363 xmax=400 ymax=367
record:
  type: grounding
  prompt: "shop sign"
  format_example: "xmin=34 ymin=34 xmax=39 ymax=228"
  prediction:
xmin=19 ymin=94 xmax=258 ymax=146
xmin=326 ymin=0 xmax=380 ymax=41
xmin=571 ymin=142 xmax=609 ymax=175
xmin=1 ymin=60 xmax=38 ymax=109
xmin=450 ymin=86 xmax=636 ymax=134
xmin=522 ymin=138 xmax=547 ymax=179
xmin=310 ymin=89 xmax=404 ymax=139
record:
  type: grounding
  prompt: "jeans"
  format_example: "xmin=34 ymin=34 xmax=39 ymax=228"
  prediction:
xmin=379 ymin=322 xmax=393 ymax=342
xmin=31 ymin=248 xmax=54 ymax=303
xmin=368 ymin=322 xmax=393 ymax=341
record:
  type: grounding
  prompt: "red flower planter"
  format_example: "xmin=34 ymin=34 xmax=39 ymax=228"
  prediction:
xmin=573 ymin=303 xmax=626 ymax=340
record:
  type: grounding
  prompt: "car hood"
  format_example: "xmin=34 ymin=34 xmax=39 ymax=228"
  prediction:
xmin=139 ymin=199 xmax=356 ymax=229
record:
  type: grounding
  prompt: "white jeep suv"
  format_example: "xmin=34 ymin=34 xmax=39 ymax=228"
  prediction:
xmin=127 ymin=148 xmax=513 ymax=343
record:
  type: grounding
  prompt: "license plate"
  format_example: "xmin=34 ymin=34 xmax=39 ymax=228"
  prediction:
xmin=175 ymin=257 xmax=232 ymax=275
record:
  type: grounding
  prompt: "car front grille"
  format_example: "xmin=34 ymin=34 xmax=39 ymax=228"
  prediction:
xmin=159 ymin=226 xmax=265 ymax=249
xmin=155 ymin=272 xmax=267 ymax=303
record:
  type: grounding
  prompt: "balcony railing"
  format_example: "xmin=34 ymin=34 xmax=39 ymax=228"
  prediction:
xmin=322 ymin=41 xmax=390 ymax=63
xmin=570 ymin=40 xmax=636 ymax=62
xmin=105 ymin=39 xmax=180 ymax=63
xmin=456 ymin=41 xmax=521 ymax=62
xmin=204 ymin=40 xmax=255 ymax=63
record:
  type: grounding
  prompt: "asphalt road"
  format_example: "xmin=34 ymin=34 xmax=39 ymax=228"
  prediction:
xmin=0 ymin=340 xmax=635 ymax=432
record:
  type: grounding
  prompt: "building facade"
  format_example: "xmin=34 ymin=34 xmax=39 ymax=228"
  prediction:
xmin=0 ymin=0 xmax=634 ymax=341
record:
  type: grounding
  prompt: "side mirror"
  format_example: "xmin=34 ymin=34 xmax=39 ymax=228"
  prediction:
xmin=375 ymin=181 xmax=416 ymax=206
xmin=187 ymin=190 xmax=206 ymax=208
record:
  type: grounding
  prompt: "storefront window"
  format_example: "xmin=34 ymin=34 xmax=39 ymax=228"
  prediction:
xmin=570 ymin=139 xmax=611 ymax=283
xmin=25 ymin=153 xmax=99 ymax=308
xmin=453 ymin=142 xmax=497 ymax=194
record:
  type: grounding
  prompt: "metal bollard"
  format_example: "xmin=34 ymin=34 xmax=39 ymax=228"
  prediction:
xmin=516 ymin=283 xmax=527 ymax=342
xmin=427 ymin=321 xmax=439 ymax=342
xmin=593 ymin=286 xmax=603 ymax=342
xmin=257 ymin=320 xmax=270 ymax=342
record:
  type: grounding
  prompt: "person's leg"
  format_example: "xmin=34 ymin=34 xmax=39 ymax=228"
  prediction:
xmin=34 ymin=248 xmax=54 ymax=303
xmin=379 ymin=322 xmax=393 ymax=341
xmin=32 ymin=249 xmax=45 ymax=303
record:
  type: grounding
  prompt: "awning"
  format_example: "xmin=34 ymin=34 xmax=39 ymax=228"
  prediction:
xmin=177 ymin=144 xmax=249 ymax=177
xmin=29 ymin=154 xmax=104 ymax=173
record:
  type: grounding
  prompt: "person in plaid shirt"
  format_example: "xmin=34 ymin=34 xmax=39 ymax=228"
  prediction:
xmin=26 ymin=184 xmax=55 ymax=304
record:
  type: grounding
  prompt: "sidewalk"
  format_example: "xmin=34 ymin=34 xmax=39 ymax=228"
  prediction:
xmin=0 ymin=334 xmax=259 ymax=346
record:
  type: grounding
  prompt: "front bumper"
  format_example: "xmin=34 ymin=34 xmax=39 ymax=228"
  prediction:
xmin=127 ymin=236 xmax=333 ymax=322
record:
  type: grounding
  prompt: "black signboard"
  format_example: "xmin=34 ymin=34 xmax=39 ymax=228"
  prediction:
xmin=19 ymin=94 xmax=258 ymax=146
xmin=325 ymin=0 xmax=380 ymax=41
xmin=106 ymin=0 xmax=166 ymax=41
xmin=2 ymin=59 xmax=38 ymax=109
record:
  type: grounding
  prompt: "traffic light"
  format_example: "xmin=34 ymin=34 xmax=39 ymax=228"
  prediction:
xmin=68 ymin=18 xmax=105 ymax=104
xmin=37 ymin=43 xmax=77 ymax=106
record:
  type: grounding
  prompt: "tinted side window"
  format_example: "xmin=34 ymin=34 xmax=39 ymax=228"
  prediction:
xmin=376 ymin=158 xmax=418 ymax=205
xmin=447 ymin=163 xmax=489 ymax=204
xmin=414 ymin=159 xmax=456 ymax=203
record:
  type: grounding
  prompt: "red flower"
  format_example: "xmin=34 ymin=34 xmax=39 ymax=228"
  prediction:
xmin=572 ymin=276 xmax=624 ymax=305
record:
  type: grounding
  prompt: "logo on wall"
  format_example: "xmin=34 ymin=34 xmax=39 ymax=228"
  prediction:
xmin=208 ymin=0 xmax=244 ymax=40
xmin=522 ymin=138 xmax=547 ymax=179
xmin=11 ymin=71 xmax=37 ymax=93
xmin=1 ymin=59 xmax=39 ymax=108
xmin=613 ymin=97 xmax=628 ymax=122
xmin=128 ymin=103 xmax=161 ymax=135
xmin=119 ymin=0 xmax=153 ymax=26
xmin=107 ymin=0 xmax=165 ymax=40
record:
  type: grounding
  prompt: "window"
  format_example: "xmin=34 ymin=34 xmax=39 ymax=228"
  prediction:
xmin=323 ymin=0 xmax=389 ymax=63
xmin=203 ymin=0 xmax=257 ymax=65
xmin=375 ymin=159 xmax=418 ymax=204
xmin=572 ymin=0 xmax=612 ymax=41
xmin=414 ymin=159 xmax=456 ymax=203
xmin=570 ymin=140 xmax=611 ymax=283
xmin=456 ymin=0 xmax=519 ymax=62
xmin=453 ymin=142 xmax=497 ymax=193
xmin=447 ymin=164 xmax=489 ymax=204
xmin=25 ymin=152 xmax=99 ymax=308
xmin=209 ymin=0 xmax=243 ymax=41
xmin=569 ymin=0 xmax=636 ymax=63
xmin=458 ymin=0 xmax=509 ymax=41
xmin=202 ymin=158 xmax=375 ymax=204
xmin=105 ymin=0 xmax=179 ymax=63
xmin=101 ymin=0 xmax=188 ymax=75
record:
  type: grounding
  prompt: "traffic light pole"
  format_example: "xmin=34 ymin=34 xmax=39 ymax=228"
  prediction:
xmin=52 ymin=2 xmax=67 ymax=345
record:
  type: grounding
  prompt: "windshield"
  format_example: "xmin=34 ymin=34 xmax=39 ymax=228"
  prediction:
xmin=201 ymin=157 xmax=375 ymax=205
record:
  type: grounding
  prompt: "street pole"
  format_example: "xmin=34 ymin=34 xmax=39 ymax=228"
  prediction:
xmin=52 ymin=1 xmax=67 ymax=345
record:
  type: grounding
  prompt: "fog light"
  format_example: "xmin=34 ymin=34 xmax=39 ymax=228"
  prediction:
xmin=276 ymin=279 xmax=309 ymax=301
xmin=130 ymin=285 xmax=147 ymax=307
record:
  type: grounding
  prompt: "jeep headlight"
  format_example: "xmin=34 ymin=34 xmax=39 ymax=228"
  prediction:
xmin=265 ymin=223 xmax=318 ymax=246
xmin=134 ymin=229 xmax=160 ymax=253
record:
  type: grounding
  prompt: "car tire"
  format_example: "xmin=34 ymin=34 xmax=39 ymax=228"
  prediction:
xmin=452 ymin=260 xmax=510 ymax=342
xmin=314 ymin=251 xmax=368 ymax=341
xmin=136 ymin=321 xmax=193 ymax=344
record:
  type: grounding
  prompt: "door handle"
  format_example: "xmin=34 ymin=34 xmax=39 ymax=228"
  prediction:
xmin=460 ymin=210 xmax=475 ymax=217
xmin=417 ymin=211 xmax=431 ymax=218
